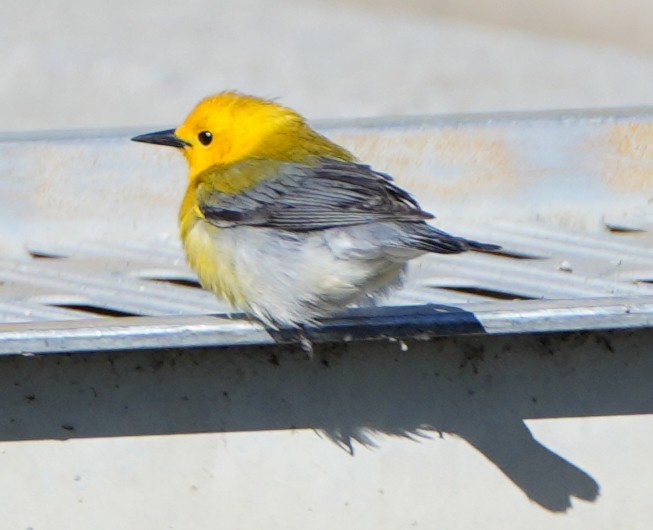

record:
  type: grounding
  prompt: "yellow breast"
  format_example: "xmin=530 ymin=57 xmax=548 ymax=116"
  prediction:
xmin=179 ymin=186 xmax=246 ymax=308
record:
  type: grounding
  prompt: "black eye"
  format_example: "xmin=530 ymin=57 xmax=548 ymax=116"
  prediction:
xmin=198 ymin=131 xmax=213 ymax=146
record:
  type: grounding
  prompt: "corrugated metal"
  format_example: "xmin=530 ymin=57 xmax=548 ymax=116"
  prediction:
xmin=2 ymin=109 xmax=653 ymax=527
xmin=1 ymin=108 xmax=653 ymax=353
xmin=0 ymin=110 xmax=653 ymax=353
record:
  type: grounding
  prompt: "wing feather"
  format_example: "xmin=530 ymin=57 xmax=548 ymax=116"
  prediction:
xmin=198 ymin=158 xmax=433 ymax=231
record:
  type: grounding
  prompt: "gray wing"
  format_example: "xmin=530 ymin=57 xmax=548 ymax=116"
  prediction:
xmin=198 ymin=158 xmax=434 ymax=231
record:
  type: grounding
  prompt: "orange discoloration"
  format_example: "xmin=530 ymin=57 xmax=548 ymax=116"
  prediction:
xmin=332 ymin=127 xmax=519 ymax=201
xmin=603 ymin=122 xmax=653 ymax=192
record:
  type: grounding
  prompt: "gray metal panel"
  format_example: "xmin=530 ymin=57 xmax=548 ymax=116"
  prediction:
xmin=2 ymin=108 xmax=653 ymax=353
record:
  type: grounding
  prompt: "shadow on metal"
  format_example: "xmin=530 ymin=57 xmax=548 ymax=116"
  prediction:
xmin=269 ymin=304 xmax=488 ymax=344
xmin=1 ymin=327 xmax=650 ymax=511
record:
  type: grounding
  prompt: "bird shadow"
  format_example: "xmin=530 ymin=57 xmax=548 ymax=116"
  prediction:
xmin=0 ymin=318 xmax=650 ymax=512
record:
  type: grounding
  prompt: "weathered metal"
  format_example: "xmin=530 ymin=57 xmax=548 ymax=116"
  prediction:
xmin=1 ymin=108 xmax=653 ymax=353
xmin=2 ymin=109 xmax=653 ymax=526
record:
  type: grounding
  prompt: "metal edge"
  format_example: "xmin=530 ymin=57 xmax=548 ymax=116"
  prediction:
xmin=1 ymin=297 xmax=652 ymax=355
xmin=3 ymin=106 xmax=653 ymax=142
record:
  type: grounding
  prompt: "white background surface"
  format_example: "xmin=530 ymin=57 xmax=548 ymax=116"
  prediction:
xmin=3 ymin=0 xmax=653 ymax=131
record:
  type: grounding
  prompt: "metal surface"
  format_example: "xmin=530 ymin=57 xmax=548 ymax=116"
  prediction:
xmin=3 ymin=109 xmax=653 ymax=529
xmin=2 ymin=107 xmax=653 ymax=353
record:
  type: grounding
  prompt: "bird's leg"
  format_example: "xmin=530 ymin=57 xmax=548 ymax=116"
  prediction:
xmin=263 ymin=322 xmax=314 ymax=359
xmin=297 ymin=328 xmax=314 ymax=359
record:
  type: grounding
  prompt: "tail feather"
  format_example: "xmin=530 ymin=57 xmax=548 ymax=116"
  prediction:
xmin=462 ymin=239 xmax=502 ymax=253
xmin=400 ymin=222 xmax=500 ymax=255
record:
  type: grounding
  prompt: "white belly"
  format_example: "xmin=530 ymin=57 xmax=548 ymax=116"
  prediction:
xmin=184 ymin=221 xmax=419 ymax=327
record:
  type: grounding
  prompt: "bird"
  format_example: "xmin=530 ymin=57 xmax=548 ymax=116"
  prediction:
xmin=132 ymin=91 xmax=498 ymax=339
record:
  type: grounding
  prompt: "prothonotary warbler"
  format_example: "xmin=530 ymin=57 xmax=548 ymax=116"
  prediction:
xmin=132 ymin=91 xmax=499 ymax=335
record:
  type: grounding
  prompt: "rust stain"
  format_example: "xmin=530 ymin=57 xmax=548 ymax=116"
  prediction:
xmin=428 ymin=129 xmax=519 ymax=197
xmin=603 ymin=122 xmax=653 ymax=192
xmin=332 ymin=127 xmax=519 ymax=201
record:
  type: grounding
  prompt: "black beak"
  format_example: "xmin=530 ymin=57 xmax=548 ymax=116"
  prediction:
xmin=131 ymin=129 xmax=190 ymax=148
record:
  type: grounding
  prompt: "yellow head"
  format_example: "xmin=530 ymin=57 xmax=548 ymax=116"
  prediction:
xmin=132 ymin=91 xmax=353 ymax=180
